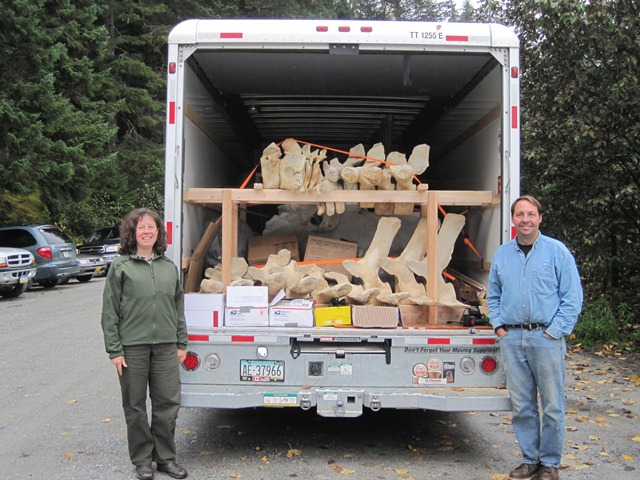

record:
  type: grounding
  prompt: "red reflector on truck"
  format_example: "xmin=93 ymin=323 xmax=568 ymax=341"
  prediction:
xmin=446 ymin=35 xmax=468 ymax=42
xmin=316 ymin=26 xmax=328 ymax=32
xmin=338 ymin=26 xmax=350 ymax=32
xmin=232 ymin=335 xmax=255 ymax=343
xmin=512 ymin=106 xmax=518 ymax=128
xmin=220 ymin=32 xmax=243 ymax=39
xmin=188 ymin=334 xmax=209 ymax=342
xmin=169 ymin=101 xmax=176 ymax=125
xmin=428 ymin=338 xmax=450 ymax=345
xmin=166 ymin=221 xmax=172 ymax=244
xmin=169 ymin=62 xmax=176 ymax=74
xmin=472 ymin=338 xmax=496 ymax=345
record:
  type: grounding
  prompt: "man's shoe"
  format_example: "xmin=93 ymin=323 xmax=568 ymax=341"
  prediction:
xmin=508 ymin=463 xmax=540 ymax=480
xmin=157 ymin=462 xmax=188 ymax=479
xmin=536 ymin=466 xmax=559 ymax=480
xmin=136 ymin=464 xmax=154 ymax=480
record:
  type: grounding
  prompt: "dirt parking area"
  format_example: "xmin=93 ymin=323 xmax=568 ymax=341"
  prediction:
xmin=484 ymin=348 xmax=640 ymax=480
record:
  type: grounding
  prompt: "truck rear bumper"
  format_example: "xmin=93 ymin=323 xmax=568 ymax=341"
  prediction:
xmin=181 ymin=385 xmax=512 ymax=416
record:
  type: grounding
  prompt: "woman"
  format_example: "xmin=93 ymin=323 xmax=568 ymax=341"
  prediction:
xmin=101 ymin=208 xmax=188 ymax=480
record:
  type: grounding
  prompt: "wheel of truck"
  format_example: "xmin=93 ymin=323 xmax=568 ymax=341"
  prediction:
xmin=58 ymin=276 xmax=70 ymax=285
xmin=0 ymin=282 xmax=29 ymax=299
xmin=75 ymin=274 xmax=93 ymax=283
xmin=40 ymin=279 xmax=60 ymax=289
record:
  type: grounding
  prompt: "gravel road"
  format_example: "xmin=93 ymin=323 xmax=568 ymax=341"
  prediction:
xmin=0 ymin=278 xmax=638 ymax=480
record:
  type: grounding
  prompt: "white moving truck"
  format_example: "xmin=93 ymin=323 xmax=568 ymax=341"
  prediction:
xmin=164 ymin=19 xmax=519 ymax=417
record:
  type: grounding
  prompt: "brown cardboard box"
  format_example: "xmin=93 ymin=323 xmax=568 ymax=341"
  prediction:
xmin=351 ymin=305 xmax=399 ymax=328
xmin=400 ymin=305 xmax=466 ymax=327
xmin=248 ymin=234 xmax=299 ymax=266
xmin=303 ymin=235 xmax=358 ymax=279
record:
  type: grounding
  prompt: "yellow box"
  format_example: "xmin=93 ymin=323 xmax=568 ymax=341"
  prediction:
xmin=314 ymin=305 xmax=351 ymax=327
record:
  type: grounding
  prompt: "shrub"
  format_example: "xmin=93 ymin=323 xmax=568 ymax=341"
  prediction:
xmin=573 ymin=297 xmax=634 ymax=348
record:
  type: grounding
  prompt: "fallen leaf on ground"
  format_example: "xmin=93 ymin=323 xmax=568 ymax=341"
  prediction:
xmin=286 ymin=449 xmax=301 ymax=458
xmin=101 ymin=418 xmax=111 ymax=423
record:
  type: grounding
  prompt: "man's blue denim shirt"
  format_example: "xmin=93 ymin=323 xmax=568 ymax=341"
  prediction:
xmin=488 ymin=233 xmax=583 ymax=339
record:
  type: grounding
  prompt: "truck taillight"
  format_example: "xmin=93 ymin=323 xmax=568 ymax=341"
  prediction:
xmin=36 ymin=246 xmax=52 ymax=260
xmin=480 ymin=356 xmax=498 ymax=374
xmin=183 ymin=352 xmax=200 ymax=371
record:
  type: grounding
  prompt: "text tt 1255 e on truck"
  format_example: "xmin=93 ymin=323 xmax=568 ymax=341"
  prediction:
xmin=164 ymin=19 xmax=520 ymax=417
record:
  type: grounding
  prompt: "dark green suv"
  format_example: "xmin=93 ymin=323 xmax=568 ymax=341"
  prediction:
xmin=0 ymin=225 xmax=80 ymax=288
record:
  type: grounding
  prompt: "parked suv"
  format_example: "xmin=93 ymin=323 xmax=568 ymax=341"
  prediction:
xmin=77 ymin=226 xmax=120 ymax=271
xmin=0 ymin=225 xmax=80 ymax=288
xmin=0 ymin=247 xmax=37 ymax=298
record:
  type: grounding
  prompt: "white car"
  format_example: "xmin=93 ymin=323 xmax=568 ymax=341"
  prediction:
xmin=0 ymin=247 xmax=37 ymax=298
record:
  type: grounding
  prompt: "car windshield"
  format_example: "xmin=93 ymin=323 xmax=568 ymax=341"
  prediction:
xmin=86 ymin=227 xmax=119 ymax=243
xmin=39 ymin=227 xmax=73 ymax=244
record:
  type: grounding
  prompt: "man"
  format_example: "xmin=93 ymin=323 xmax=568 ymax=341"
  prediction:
xmin=488 ymin=196 xmax=583 ymax=480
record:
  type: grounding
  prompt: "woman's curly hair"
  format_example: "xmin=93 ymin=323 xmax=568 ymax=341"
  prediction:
xmin=119 ymin=208 xmax=167 ymax=256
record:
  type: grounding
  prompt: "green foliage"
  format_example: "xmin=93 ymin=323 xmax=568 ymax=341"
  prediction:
xmin=482 ymin=0 xmax=640 ymax=314
xmin=573 ymin=297 xmax=636 ymax=349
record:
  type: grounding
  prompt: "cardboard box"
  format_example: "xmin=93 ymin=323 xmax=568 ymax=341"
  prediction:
xmin=351 ymin=305 xmax=399 ymax=328
xmin=269 ymin=291 xmax=314 ymax=327
xmin=314 ymin=304 xmax=352 ymax=327
xmin=248 ymin=234 xmax=299 ymax=266
xmin=224 ymin=286 xmax=269 ymax=327
xmin=184 ymin=293 xmax=225 ymax=329
xmin=399 ymin=305 xmax=466 ymax=327
xmin=303 ymin=235 xmax=358 ymax=279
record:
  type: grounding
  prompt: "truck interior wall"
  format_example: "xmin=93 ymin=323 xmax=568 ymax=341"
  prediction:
xmin=425 ymin=67 xmax=503 ymax=286
xmin=181 ymin=66 xmax=231 ymax=260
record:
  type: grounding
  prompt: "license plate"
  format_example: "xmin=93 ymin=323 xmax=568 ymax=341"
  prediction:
xmin=19 ymin=275 xmax=29 ymax=284
xmin=95 ymin=266 xmax=102 ymax=272
xmin=240 ymin=359 xmax=284 ymax=382
xmin=62 ymin=251 xmax=70 ymax=258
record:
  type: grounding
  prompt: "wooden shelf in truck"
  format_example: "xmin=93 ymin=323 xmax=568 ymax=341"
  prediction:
xmin=183 ymin=186 xmax=492 ymax=323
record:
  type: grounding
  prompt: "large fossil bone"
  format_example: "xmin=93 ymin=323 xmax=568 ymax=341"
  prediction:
xmin=342 ymin=216 xmax=409 ymax=306
xmin=379 ymin=218 xmax=437 ymax=305
xmin=260 ymin=142 xmax=282 ymax=189
xmin=407 ymin=213 xmax=468 ymax=307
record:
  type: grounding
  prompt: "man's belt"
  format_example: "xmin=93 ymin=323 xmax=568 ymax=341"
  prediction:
xmin=504 ymin=323 xmax=548 ymax=331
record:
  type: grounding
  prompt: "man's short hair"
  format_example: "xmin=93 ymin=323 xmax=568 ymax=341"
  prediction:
xmin=511 ymin=195 xmax=543 ymax=215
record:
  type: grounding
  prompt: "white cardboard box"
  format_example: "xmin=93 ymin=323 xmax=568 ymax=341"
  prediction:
xmin=269 ymin=290 xmax=314 ymax=327
xmin=184 ymin=293 xmax=225 ymax=329
xmin=224 ymin=286 xmax=269 ymax=327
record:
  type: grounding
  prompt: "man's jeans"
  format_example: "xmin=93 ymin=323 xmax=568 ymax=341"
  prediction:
xmin=499 ymin=328 xmax=566 ymax=468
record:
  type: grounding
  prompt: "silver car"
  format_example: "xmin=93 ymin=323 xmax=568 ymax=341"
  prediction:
xmin=0 ymin=225 xmax=80 ymax=288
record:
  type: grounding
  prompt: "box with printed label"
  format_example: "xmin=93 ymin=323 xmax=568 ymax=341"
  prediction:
xmin=269 ymin=291 xmax=314 ymax=327
xmin=224 ymin=286 xmax=269 ymax=326
xmin=184 ymin=293 xmax=225 ymax=329
xmin=314 ymin=304 xmax=352 ymax=327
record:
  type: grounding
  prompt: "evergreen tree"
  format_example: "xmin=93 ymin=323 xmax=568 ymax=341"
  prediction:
xmin=0 ymin=0 xmax=117 ymax=232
